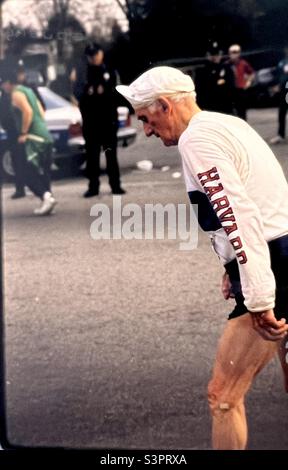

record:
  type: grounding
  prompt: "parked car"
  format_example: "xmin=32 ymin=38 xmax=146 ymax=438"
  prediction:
xmin=0 ymin=87 xmax=137 ymax=179
xmin=246 ymin=66 xmax=280 ymax=108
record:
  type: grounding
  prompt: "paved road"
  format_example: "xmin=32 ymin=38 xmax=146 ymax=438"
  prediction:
xmin=2 ymin=109 xmax=288 ymax=449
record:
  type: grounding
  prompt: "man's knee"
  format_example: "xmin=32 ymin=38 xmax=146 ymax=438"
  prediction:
xmin=207 ymin=379 xmax=243 ymax=415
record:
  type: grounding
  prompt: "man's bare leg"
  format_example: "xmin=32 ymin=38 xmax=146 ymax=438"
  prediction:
xmin=277 ymin=335 xmax=288 ymax=392
xmin=208 ymin=313 xmax=277 ymax=450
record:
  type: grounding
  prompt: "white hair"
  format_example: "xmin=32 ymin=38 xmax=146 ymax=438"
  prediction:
xmin=145 ymin=91 xmax=196 ymax=113
xmin=170 ymin=91 xmax=197 ymax=102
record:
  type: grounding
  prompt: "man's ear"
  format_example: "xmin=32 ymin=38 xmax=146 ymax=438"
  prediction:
xmin=157 ymin=97 xmax=172 ymax=114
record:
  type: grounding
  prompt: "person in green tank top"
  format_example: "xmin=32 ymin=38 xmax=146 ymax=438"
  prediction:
xmin=0 ymin=64 xmax=57 ymax=216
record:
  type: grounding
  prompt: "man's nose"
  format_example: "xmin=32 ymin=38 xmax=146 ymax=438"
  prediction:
xmin=143 ymin=122 xmax=153 ymax=137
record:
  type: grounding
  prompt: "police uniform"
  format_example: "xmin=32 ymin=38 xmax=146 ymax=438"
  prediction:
xmin=74 ymin=61 xmax=122 ymax=194
xmin=276 ymin=57 xmax=288 ymax=139
xmin=196 ymin=61 xmax=234 ymax=114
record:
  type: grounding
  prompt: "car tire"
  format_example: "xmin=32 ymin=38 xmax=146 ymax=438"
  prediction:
xmin=1 ymin=149 xmax=15 ymax=182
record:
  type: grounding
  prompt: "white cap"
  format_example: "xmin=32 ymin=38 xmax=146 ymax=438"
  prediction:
xmin=116 ymin=66 xmax=196 ymax=109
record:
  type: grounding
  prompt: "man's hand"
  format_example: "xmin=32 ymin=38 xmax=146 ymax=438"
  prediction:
xmin=270 ymin=84 xmax=280 ymax=96
xmin=222 ymin=272 xmax=235 ymax=300
xmin=251 ymin=309 xmax=288 ymax=341
xmin=18 ymin=134 xmax=27 ymax=144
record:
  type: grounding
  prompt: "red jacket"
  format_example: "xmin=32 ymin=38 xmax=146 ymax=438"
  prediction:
xmin=231 ymin=59 xmax=254 ymax=89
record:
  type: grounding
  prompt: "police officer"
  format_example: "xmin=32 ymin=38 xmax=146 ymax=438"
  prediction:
xmin=195 ymin=42 xmax=234 ymax=114
xmin=270 ymin=45 xmax=288 ymax=144
xmin=72 ymin=43 xmax=125 ymax=197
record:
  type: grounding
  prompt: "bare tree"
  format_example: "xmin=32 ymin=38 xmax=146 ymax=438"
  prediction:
xmin=0 ymin=0 xmax=6 ymax=59
xmin=47 ymin=0 xmax=82 ymax=60
xmin=115 ymin=0 xmax=129 ymax=18
xmin=52 ymin=0 xmax=71 ymax=37
xmin=53 ymin=0 xmax=71 ymax=17
xmin=114 ymin=0 xmax=151 ymax=21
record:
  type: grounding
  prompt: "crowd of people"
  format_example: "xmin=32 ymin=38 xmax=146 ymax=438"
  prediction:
xmin=1 ymin=38 xmax=288 ymax=451
xmin=1 ymin=41 xmax=288 ymax=215
xmin=197 ymin=42 xmax=288 ymax=138
xmin=196 ymin=42 xmax=255 ymax=119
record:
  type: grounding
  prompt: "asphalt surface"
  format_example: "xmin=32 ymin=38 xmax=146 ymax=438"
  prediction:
xmin=2 ymin=109 xmax=288 ymax=450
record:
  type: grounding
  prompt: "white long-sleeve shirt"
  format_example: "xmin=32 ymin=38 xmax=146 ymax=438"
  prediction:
xmin=178 ymin=111 xmax=288 ymax=312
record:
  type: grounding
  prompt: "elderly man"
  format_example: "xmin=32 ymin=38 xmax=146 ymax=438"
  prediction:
xmin=116 ymin=66 xmax=288 ymax=450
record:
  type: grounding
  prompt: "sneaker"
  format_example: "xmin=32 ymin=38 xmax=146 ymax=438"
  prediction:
xmin=111 ymin=187 xmax=126 ymax=195
xmin=34 ymin=192 xmax=57 ymax=216
xmin=269 ymin=135 xmax=285 ymax=144
xmin=83 ymin=189 xmax=99 ymax=198
xmin=11 ymin=190 xmax=25 ymax=199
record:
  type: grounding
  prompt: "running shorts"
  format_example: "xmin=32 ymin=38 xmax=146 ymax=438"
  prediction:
xmin=225 ymin=234 xmax=288 ymax=321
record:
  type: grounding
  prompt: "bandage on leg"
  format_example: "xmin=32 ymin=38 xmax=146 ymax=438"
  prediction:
xmin=208 ymin=314 xmax=277 ymax=450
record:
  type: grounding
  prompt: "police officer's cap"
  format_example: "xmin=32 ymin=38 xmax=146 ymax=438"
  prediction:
xmin=84 ymin=42 xmax=102 ymax=57
xmin=207 ymin=41 xmax=221 ymax=56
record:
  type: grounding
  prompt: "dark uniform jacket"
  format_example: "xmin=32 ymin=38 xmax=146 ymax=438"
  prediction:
xmin=196 ymin=61 xmax=234 ymax=114
xmin=73 ymin=60 xmax=118 ymax=126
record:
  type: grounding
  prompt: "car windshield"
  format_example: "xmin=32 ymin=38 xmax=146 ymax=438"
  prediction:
xmin=38 ymin=87 xmax=71 ymax=110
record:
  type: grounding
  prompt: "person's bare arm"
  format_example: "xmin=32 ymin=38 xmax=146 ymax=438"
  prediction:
xmin=70 ymin=67 xmax=77 ymax=83
xmin=12 ymin=90 xmax=33 ymax=142
xmin=244 ymin=72 xmax=255 ymax=89
xmin=70 ymin=67 xmax=79 ymax=106
xmin=244 ymin=62 xmax=255 ymax=89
